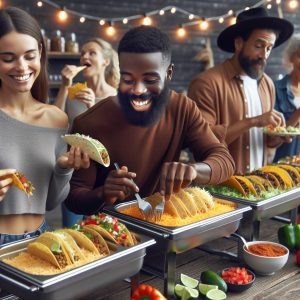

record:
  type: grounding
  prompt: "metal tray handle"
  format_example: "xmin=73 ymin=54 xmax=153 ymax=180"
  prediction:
xmin=0 ymin=273 xmax=39 ymax=292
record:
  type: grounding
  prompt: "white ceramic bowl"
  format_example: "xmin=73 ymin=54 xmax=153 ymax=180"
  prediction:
xmin=243 ymin=241 xmax=289 ymax=275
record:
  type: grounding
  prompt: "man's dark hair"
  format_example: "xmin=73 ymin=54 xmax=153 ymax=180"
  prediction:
xmin=118 ymin=26 xmax=171 ymax=64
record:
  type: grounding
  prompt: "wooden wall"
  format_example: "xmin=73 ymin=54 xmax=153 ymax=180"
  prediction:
xmin=4 ymin=0 xmax=300 ymax=92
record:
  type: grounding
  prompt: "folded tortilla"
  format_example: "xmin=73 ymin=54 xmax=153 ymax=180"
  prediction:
xmin=68 ymin=82 xmax=87 ymax=100
xmin=245 ymin=175 xmax=266 ymax=195
xmin=277 ymin=164 xmax=300 ymax=186
xmin=176 ymin=190 xmax=198 ymax=216
xmin=222 ymin=175 xmax=257 ymax=197
xmin=31 ymin=232 xmax=72 ymax=269
xmin=170 ymin=195 xmax=191 ymax=218
xmin=259 ymin=166 xmax=294 ymax=189
xmin=63 ymin=133 xmax=110 ymax=167
xmin=185 ymin=187 xmax=214 ymax=212
xmin=7 ymin=171 xmax=35 ymax=196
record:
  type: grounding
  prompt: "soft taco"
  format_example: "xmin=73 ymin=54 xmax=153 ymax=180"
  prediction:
xmin=259 ymin=166 xmax=294 ymax=189
xmin=82 ymin=214 xmax=136 ymax=247
xmin=53 ymin=230 xmax=84 ymax=263
xmin=68 ymin=82 xmax=87 ymax=100
xmin=169 ymin=194 xmax=191 ymax=218
xmin=63 ymin=133 xmax=110 ymax=167
xmin=185 ymin=187 xmax=215 ymax=211
xmin=277 ymin=164 xmax=300 ymax=186
xmin=176 ymin=189 xmax=198 ymax=216
xmin=7 ymin=171 xmax=35 ymax=196
xmin=29 ymin=232 xmax=72 ymax=269
xmin=221 ymin=175 xmax=257 ymax=197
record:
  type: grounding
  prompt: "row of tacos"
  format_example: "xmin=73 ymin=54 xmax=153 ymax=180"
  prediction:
xmin=26 ymin=214 xmax=137 ymax=271
xmin=146 ymin=187 xmax=215 ymax=219
xmin=221 ymin=164 xmax=300 ymax=198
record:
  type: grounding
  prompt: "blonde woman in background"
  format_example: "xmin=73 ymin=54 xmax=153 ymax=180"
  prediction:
xmin=54 ymin=38 xmax=120 ymax=227
xmin=54 ymin=38 xmax=120 ymax=125
xmin=272 ymin=33 xmax=300 ymax=163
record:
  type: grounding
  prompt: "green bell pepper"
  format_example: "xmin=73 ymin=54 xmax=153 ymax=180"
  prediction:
xmin=295 ymin=224 xmax=300 ymax=251
xmin=278 ymin=224 xmax=296 ymax=251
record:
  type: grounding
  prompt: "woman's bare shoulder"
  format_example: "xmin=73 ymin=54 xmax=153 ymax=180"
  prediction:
xmin=38 ymin=103 xmax=68 ymax=128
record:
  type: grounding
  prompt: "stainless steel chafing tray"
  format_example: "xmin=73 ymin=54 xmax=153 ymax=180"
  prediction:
xmin=0 ymin=231 xmax=155 ymax=300
xmin=104 ymin=198 xmax=251 ymax=299
xmin=211 ymin=187 xmax=300 ymax=240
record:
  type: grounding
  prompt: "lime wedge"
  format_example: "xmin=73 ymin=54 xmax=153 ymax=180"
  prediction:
xmin=182 ymin=288 xmax=191 ymax=300
xmin=206 ymin=289 xmax=227 ymax=300
xmin=186 ymin=287 xmax=199 ymax=298
xmin=174 ymin=284 xmax=185 ymax=297
xmin=181 ymin=273 xmax=199 ymax=289
xmin=199 ymin=283 xmax=218 ymax=296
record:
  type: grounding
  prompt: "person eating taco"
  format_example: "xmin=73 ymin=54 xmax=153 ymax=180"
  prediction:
xmin=63 ymin=133 xmax=110 ymax=167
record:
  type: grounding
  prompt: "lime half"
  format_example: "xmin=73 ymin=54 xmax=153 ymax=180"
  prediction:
xmin=182 ymin=288 xmax=191 ymax=300
xmin=206 ymin=289 xmax=227 ymax=300
xmin=186 ymin=287 xmax=199 ymax=299
xmin=174 ymin=284 xmax=185 ymax=297
xmin=199 ymin=283 xmax=218 ymax=296
xmin=181 ymin=273 xmax=199 ymax=289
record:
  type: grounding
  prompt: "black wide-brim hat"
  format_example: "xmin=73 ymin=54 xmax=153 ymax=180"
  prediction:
xmin=217 ymin=6 xmax=294 ymax=52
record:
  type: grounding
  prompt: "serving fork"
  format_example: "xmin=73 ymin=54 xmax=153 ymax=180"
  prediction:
xmin=113 ymin=163 xmax=153 ymax=220
xmin=153 ymin=195 xmax=165 ymax=222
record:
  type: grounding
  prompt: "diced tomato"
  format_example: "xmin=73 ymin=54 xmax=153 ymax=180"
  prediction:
xmin=20 ymin=176 xmax=27 ymax=184
xmin=221 ymin=267 xmax=252 ymax=285
xmin=85 ymin=219 xmax=98 ymax=225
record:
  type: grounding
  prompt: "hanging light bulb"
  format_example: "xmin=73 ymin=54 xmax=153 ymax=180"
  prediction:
xmin=199 ymin=18 xmax=209 ymax=31
xmin=229 ymin=15 xmax=237 ymax=25
xmin=245 ymin=7 xmax=250 ymax=10
xmin=106 ymin=22 xmax=115 ymax=37
xmin=123 ymin=18 xmax=128 ymax=24
xmin=57 ymin=7 xmax=68 ymax=22
xmin=159 ymin=9 xmax=165 ymax=16
xmin=171 ymin=7 xmax=176 ymax=14
xmin=177 ymin=25 xmax=186 ymax=38
xmin=267 ymin=3 xmax=272 ymax=9
xmin=79 ymin=17 xmax=85 ymax=23
xmin=218 ymin=17 xmax=224 ymax=24
xmin=288 ymin=0 xmax=298 ymax=9
xmin=276 ymin=0 xmax=281 ymax=4
xmin=37 ymin=1 xmax=43 ymax=7
xmin=228 ymin=9 xmax=233 ymax=16
xmin=143 ymin=15 xmax=152 ymax=26
xmin=189 ymin=14 xmax=194 ymax=20
xmin=99 ymin=19 xmax=105 ymax=26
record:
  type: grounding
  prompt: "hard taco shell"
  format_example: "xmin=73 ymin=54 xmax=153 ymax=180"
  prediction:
xmin=63 ymin=134 xmax=110 ymax=167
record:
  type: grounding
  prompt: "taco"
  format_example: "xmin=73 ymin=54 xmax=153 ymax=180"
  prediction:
xmin=63 ymin=228 xmax=100 ymax=256
xmin=221 ymin=175 xmax=257 ymax=197
xmin=68 ymin=82 xmax=87 ymax=100
xmin=176 ymin=189 xmax=198 ymax=216
xmin=63 ymin=133 xmax=110 ymax=167
xmin=170 ymin=194 xmax=191 ymax=218
xmin=277 ymin=164 xmax=300 ymax=186
xmin=186 ymin=187 xmax=215 ymax=210
xmin=53 ymin=230 xmax=84 ymax=263
xmin=8 ymin=171 xmax=35 ymax=196
xmin=30 ymin=232 xmax=72 ymax=269
xmin=259 ymin=166 xmax=294 ymax=189
xmin=245 ymin=175 xmax=266 ymax=195
xmin=250 ymin=170 xmax=280 ymax=189
xmin=79 ymin=226 xmax=110 ymax=255
xmin=82 ymin=214 xmax=136 ymax=247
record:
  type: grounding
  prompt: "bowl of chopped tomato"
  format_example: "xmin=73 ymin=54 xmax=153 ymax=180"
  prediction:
xmin=220 ymin=266 xmax=255 ymax=292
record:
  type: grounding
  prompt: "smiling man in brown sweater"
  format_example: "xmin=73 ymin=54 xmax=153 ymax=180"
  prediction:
xmin=188 ymin=7 xmax=294 ymax=175
xmin=64 ymin=26 xmax=235 ymax=215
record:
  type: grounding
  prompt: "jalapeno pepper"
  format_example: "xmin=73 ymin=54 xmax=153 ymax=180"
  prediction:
xmin=131 ymin=284 xmax=166 ymax=300
xmin=278 ymin=224 xmax=296 ymax=251
xmin=294 ymin=224 xmax=300 ymax=250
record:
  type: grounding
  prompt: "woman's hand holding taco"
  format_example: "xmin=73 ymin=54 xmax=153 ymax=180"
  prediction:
xmin=0 ymin=169 xmax=16 ymax=201
xmin=75 ymin=87 xmax=96 ymax=108
xmin=57 ymin=146 xmax=91 ymax=170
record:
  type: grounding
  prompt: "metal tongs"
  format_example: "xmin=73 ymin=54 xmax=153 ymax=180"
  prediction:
xmin=153 ymin=195 xmax=165 ymax=222
xmin=114 ymin=163 xmax=153 ymax=220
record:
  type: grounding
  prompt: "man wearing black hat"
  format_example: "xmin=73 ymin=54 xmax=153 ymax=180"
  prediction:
xmin=188 ymin=7 xmax=294 ymax=175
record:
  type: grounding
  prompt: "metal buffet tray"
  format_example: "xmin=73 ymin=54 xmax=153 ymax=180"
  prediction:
xmin=104 ymin=198 xmax=251 ymax=299
xmin=0 ymin=230 xmax=155 ymax=300
xmin=212 ymin=187 xmax=300 ymax=240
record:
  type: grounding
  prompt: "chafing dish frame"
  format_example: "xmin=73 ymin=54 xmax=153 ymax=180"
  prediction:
xmin=212 ymin=187 xmax=300 ymax=241
xmin=0 ymin=231 xmax=155 ymax=300
xmin=104 ymin=198 xmax=251 ymax=299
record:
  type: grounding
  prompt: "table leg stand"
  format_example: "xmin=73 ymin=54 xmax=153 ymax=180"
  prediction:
xmin=164 ymin=251 xmax=176 ymax=299
xmin=251 ymin=220 xmax=260 ymax=241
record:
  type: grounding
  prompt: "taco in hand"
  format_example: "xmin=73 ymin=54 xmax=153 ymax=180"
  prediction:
xmin=63 ymin=133 xmax=110 ymax=167
xmin=28 ymin=232 xmax=72 ymax=269
xmin=7 ymin=171 xmax=35 ymax=196
xmin=68 ymin=82 xmax=87 ymax=100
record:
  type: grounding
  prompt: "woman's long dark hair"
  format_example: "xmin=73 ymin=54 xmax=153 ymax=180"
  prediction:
xmin=0 ymin=7 xmax=48 ymax=102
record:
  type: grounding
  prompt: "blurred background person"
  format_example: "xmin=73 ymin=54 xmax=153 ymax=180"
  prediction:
xmin=54 ymin=38 xmax=120 ymax=227
xmin=272 ymin=33 xmax=300 ymax=162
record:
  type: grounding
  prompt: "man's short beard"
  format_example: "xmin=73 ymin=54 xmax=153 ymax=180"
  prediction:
xmin=238 ymin=51 xmax=266 ymax=80
xmin=117 ymin=83 xmax=170 ymax=127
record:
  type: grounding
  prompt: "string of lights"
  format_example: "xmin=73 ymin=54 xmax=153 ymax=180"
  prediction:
xmin=32 ymin=0 xmax=299 ymax=38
